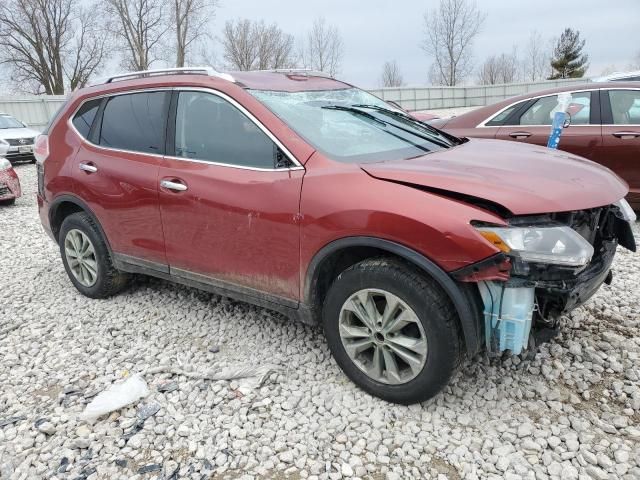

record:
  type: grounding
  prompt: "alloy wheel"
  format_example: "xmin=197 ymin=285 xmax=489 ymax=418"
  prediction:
xmin=338 ymin=288 xmax=428 ymax=385
xmin=64 ymin=229 xmax=98 ymax=287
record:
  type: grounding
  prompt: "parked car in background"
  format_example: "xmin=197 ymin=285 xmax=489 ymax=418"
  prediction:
xmin=0 ymin=113 xmax=40 ymax=163
xmin=430 ymin=82 xmax=640 ymax=209
xmin=36 ymin=68 xmax=636 ymax=404
xmin=594 ymin=70 xmax=640 ymax=82
xmin=0 ymin=144 xmax=22 ymax=205
xmin=386 ymin=100 xmax=440 ymax=122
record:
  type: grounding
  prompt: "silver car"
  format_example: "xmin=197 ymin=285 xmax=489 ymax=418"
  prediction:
xmin=0 ymin=113 xmax=41 ymax=163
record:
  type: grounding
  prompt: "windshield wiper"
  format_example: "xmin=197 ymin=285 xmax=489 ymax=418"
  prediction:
xmin=352 ymin=104 xmax=457 ymax=147
xmin=322 ymin=104 xmax=433 ymax=154
xmin=321 ymin=105 xmax=387 ymax=126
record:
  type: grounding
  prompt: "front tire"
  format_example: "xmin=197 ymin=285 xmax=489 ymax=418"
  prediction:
xmin=323 ymin=258 xmax=462 ymax=404
xmin=59 ymin=212 xmax=129 ymax=298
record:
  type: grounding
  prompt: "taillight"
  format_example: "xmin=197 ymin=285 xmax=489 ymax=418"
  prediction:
xmin=34 ymin=134 xmax=49 ymax=164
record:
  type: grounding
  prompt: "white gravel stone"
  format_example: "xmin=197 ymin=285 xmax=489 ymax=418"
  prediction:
xmin=1 ymin=164 xmax=639 ymax=479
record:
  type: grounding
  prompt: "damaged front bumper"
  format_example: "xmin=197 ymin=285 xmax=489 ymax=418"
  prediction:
xmin=0 ymin=167 xmax=22 ymax=201
xmin=453 ymin=204 xmax=636 ymax=355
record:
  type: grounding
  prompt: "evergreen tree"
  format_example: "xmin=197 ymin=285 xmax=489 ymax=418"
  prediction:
xmin=548 ymin=28 xmax=589 ymax=79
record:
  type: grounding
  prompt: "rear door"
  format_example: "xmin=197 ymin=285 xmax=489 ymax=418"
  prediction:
xmin=600 ymin=88 xmax=640 ymax=206
xmin=72 ymin=90 xmax=169 ymax=266
xmin=158 ymin=89 xmax=304 ymax=303
xmin=496 ymin=90 xmax=601 ymax=160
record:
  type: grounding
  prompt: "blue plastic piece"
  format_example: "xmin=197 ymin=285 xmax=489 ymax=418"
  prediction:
xmin=547 ymin=111 xmax=566 ymax=149
xmin=478 ymin=281 xmax=534 ymax=355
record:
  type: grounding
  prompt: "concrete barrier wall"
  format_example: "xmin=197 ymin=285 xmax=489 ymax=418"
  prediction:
xmin=369 ymin=79 xmax=587 ymax=111
xmin=0 ymin=96 xmax=67 ymax=131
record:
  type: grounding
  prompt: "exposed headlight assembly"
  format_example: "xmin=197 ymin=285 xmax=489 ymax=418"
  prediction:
xmin=475 ymin=224 xmax=594 ymax=267
xmin=614 ymin=198 xmax=637 ymax=223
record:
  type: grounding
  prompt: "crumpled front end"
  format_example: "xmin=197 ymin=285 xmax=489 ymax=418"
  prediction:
xmin=0 ymin=167 xmax=22 ymax=201
xmin=453 ymin=203 xmax=636 ymax=354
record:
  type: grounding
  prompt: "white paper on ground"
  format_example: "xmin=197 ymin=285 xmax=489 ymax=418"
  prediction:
xmin=80 ymin=374 xmax=150 ymax=421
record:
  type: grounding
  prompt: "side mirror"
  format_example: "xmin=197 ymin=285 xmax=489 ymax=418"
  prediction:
xmin=563 ymin=113 xmax=572 ymax=129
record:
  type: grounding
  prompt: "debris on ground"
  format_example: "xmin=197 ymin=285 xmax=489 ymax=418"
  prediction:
xmin=80 ymin=374 xmax=149 ymax=421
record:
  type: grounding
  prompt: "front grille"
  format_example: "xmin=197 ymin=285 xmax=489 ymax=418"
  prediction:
xmin=5 ymin=137 xmax=35 ymax=146
xmin=5 ymin=152 xmax=34 ymax=161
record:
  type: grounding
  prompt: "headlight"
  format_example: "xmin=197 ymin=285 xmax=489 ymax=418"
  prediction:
xmin=615 ymin=198 xmax=637 ymax=223
xmin=475 ymin=224 xmax=594 ymax=267
xmin=0 ymin=158 xmax=11 ymax=171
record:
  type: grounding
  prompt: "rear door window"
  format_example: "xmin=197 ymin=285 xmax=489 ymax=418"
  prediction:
xmin=608 ymin=90 xmax=640 ymax=124
xmin=99 ymin=92 xmax=169 ymax=154
xmin=72 ymin=99 xmax=101 ymax=139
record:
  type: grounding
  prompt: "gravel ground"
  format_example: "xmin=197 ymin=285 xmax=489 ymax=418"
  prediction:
xmin=1 ymin=164 xmax=640 ymax=480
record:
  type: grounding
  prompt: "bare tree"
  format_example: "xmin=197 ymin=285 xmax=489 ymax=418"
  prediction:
xmin=380 ymin=60 xmax=404 ymax=87
xmin=221 ymin=19 xmax=296 ymax=71
xmin=173 ymin=0 xmax=217 ymax=67
xmin=0 ymin=0 xmax=110 ymax=94
xmin=421 ymin=0 xmax=485 ymax=86
xmin=301 ymin=17 xmax=344 ymax=76
xmin=104 ymin=0 xmax=169 ymax=71
xmin=523 ymin=30 xmax=550 ymax=81
xmin=478 ymin=51 xmax=519 ymax=85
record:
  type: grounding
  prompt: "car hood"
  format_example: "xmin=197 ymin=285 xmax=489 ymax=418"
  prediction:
xmin=0 ymin=127 xmax=40 ymax=139
xmin=360 ymin=138 xmax=628 ymax=215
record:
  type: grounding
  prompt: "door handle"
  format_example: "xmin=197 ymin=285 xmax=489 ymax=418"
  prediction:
xmin=160 ymin=179 xmax=188 ymax=191
xmin=612 ymin=131 xmax=640 ymax=139
xmin=509 ymin=131 xmax=532 ymax=139
xmin=78 ymin=162 xmax=97 ymax=173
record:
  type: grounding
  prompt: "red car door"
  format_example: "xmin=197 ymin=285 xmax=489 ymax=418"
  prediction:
xmin=158 ymin=90 xmax=304 ymax=302
xmin=72 ymin=91 xmax=169 ymax=266
xmin=600 ymin=88 xmax=640 ymax=208
xmin=496 ymin=90 xmax=602 ymax=161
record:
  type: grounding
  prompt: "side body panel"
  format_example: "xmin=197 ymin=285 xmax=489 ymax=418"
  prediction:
xmin=71 ymin=143 xmax=167 ymax=264
xmin=158 ymin=160 xmax=304 ymax=301
xmin=494 ymin=124 xmax=602 ymax=161
xmin=298 ymin=153 xmax=506 ymax=281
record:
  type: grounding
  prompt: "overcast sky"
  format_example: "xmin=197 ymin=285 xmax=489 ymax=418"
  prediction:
xmin=212 ymin=0 xmax=640 ymax=87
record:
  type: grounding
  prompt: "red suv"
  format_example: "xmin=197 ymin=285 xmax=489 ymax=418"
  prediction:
xmin=37 ymin=68 xmax=636 ymax=404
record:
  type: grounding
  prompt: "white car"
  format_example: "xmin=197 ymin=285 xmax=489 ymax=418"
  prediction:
xmin=0 ymin=113 xmax=41 ymax=163
xmin=593 ymin=70 xmax=640 ymax=82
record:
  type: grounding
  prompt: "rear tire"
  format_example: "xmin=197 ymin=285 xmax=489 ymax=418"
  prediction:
xmin=59 ymin=212 xmax=129 ymax=298
xmin=322 ymin=258 xmax=462 ymax=404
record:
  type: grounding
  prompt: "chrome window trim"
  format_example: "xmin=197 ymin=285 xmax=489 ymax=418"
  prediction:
xmin=67 ymin=86 xmax=305 ymax=172
xmin=476 ymin=88 xmax=602 ymax=128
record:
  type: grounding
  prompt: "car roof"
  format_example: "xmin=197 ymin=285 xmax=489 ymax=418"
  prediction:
xmin=498 ymin=81 xmax=640 ymax=103
xmin=231 ymin=70 xmax=352 ymax=92
xmin=78 ymin=69 xmax=352 ymax=99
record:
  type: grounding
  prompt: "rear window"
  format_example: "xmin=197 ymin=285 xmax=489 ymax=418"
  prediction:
xmin=99 ymin=92 xmax=169 ymax=154
xmin=72 ymin=99 xmax=101 ymax=139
